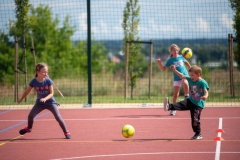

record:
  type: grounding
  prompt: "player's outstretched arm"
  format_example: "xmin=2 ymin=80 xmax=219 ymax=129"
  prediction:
xmin=156 ymin=58 xmax=167 ymax=71
xmin=184 ymin=60 xmax=191 ymax=69
xmin=170 ymin=65 xmax=186 ymax=79
xmin=18 ymin=86 xmax=32 ymax=104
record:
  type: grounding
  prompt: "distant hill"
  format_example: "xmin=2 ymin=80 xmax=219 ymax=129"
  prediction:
xmin=74 ymin=39 xmax=229 ymax=64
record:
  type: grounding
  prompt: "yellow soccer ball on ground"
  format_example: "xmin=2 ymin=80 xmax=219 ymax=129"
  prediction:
xmin=122 ymin=124 xmax=135 ymax=138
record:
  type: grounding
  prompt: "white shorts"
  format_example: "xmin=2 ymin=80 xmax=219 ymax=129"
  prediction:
xmin=173 ymin=80 xmax=183 ymax=87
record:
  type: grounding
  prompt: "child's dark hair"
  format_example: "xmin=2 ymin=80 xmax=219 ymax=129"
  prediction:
xmin=35 ymin=62 xmax=48 ymax=77
xmin=188 ymin=65 xmax=202 ymax=76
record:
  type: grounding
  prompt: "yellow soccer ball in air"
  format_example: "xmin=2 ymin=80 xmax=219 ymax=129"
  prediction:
xmin=181 ymin=47 xmax=193 ymax=59
xmin=122 ymin=124 xmax=135 ymax=138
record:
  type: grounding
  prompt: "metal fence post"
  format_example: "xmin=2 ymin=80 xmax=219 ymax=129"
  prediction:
xmin=149 ymin=39 xmax=153 ymax=99
xmin=14 ymin=37 xmax=19 ymax=102
xmin=228 ymin=34 xmax=235 ymax=97
xmin=87 ymin=0 xmax=92 ymax=106
xmin=124 ymin=39 xmax=129 ymax=99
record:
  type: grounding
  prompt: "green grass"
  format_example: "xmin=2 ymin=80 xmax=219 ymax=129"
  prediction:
xmin=1 ymin=68 xmax=240 ymax=105
xmin=1 ymin=94 xmax=239 ymax=105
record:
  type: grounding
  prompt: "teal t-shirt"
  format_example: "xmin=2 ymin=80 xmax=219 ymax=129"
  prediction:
xmin=187 ymin=77 xmax=209 ymax=108
xmin=165 ymin=55 xmax=189 ymax=81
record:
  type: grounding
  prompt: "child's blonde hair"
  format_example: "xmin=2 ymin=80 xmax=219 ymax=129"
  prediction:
xmin=188 ymin=65 xmax=202 ymax=76
xmin=35 ymin=62 xmax=48 ymax=77
xmin=169 ymin=44 xmax=180 ymax=57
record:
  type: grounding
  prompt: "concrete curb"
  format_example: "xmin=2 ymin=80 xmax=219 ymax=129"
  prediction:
xmin=0 ymin=102 xmax=239 ymax=110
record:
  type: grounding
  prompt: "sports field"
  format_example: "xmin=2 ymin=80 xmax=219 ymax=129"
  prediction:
xmin=0 ymin=105 xmax=240 ymax=160
xmin=1 ymin=1 xmax=239 ymax=159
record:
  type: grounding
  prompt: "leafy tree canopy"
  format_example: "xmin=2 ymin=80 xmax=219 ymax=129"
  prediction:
xmin=229 ymin=0 xmax=240 ymax=69
xmin=0 ymin=4 xmax=112 ymax=84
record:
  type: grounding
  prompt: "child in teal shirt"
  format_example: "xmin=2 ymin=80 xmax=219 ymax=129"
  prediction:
xmin=156 ymin=44 xmax=191 ymax=116
xmin=164 ymin=65 xmax=209 ymax=140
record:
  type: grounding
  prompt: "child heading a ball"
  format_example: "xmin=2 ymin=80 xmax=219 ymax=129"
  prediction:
xmin=164 ymin=65 xmax=209 ymax=140
xmin=156 ymin=44 xmax=191 ymax=116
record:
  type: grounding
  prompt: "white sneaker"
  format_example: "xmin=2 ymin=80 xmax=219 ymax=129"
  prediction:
xmin=191 ymin=133 xmax=202 ymax=140
xmin=163 ymin=97 xmax=169 ymax=111
xmin=170 ymin=110 xmax=176 ymax=116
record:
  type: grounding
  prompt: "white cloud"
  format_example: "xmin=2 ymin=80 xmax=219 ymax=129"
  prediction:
xmin=92 ymin=26 xmax=97 ymax=34
xmin=190 ymin=18 xmax=210 ymax=32
xmin=147 ymin=19 xmax=176 ymax=33
xmin=139 ymin=25 xmax=148 ymax=33
xmin=148 ymin=19 xmax=159 ymax=32
xmin=34 ymin=0 xmax=81 ymax=8
xmin=78 ymin=13 xmax=108 ymax=35
xmin=220 ymin=14 xmax=233 ymax=29
xmin=90 ymin=21 xmax=108 ymax=34
xmin=79 ymin=13 xmax=87 ymax=31
xmin=159 ymin=25 xmax=176 ymax=32
xmin=99 ymin=21 xmax=108 ymax=34
xmin=114 ymin=20 xmax=123 ymax=33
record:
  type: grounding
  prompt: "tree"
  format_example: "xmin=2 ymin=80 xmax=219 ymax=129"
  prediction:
xmin=0 ymin=31 xmax=15 ymax=84
xmin=0 ymin=4 xmax=112 ymax=85
xmin=15 ymin=0 xmax=32 ymax=93
xmin=229 ymin=0 xmax=240 ymax=69
xmin=122 ymin=0 xmax=142 ymax=99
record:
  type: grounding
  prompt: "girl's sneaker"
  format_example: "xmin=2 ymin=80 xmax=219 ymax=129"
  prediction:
xmin=65 ymin=132 xmax=72 ymax=139
xmin=19 ymin=127 xmax=31 ymax=135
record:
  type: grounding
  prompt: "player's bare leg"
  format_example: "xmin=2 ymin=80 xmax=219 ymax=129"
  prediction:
xmin=171 ymin=86 xmax=180 ymax=115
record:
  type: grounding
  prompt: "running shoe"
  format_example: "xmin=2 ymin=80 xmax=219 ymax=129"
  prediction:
xmin=191 ymin=133 xmax=202 ymax=140
xmin=65 ymin=132 xmax=72 ymax=139
xmin=19 ymin=127 xmax=31 ymax=135
xmin=170 ymin=110 xmax=176 ymax=116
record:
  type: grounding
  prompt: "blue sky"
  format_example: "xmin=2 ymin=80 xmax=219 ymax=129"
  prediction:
xmin=0 ymin=0 xmax=235 ymax=40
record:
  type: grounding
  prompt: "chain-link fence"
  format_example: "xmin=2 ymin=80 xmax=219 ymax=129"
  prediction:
xmin=0 ymin=0 xmax=239 ymax=107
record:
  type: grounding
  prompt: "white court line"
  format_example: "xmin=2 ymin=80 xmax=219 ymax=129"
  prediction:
xmin=0 ymin=116 xmax=240 ymax=122
xmin=51 ymin=152 xmax=240 ymax=160
xmin=215 ymin=118 xmax=223 ymax=160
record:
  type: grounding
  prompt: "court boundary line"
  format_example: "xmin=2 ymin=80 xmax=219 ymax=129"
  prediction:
xmin=0 ymin=135 xmax=23 ymax=146
xmin=0 ymin=111 xmax=50 ymax=133
xmin=51 ymin=151 xmax=240 ymax=160
xmin=1 ymin=116 xmax=240 ymax=122
xmin=1 ymin=102 xmax=240 ymax=110
xmin=215 ymin=118 xmax=223 ymax=160
xmin=3 ymin=139 xmax=240 ymax=144
xmin=0 ymin=110 xmax=12 ymax=115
